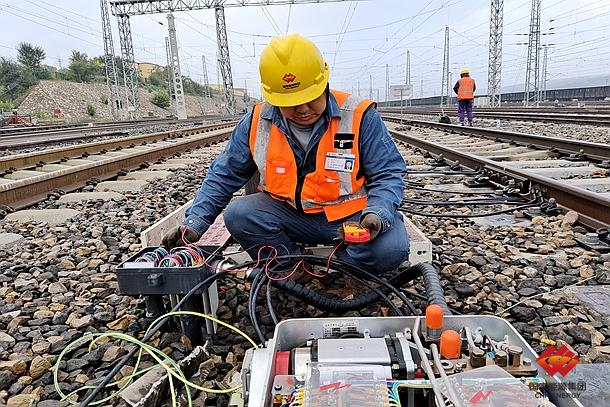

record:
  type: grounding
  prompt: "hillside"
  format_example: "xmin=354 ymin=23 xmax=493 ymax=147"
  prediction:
xmin=17 ymin=80 xmax=248 ymax=121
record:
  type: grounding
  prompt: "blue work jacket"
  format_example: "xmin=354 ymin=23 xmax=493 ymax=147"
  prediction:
xmin=184 ymin=91 xmax=406 ymax=236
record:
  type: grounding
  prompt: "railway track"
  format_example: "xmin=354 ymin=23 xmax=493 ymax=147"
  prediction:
xmin=383 ymin=116 xmax=610 ymax=229
xmin=0 ymin=115 xmax=235 ymax=136
xmin=0 ymin=115 xmax=236 ymax=149
xmin=380 ymin=108 xmax=610 ymax=126
xmin=1 ymin=113 xmax=609 ymax=407
xmin=0 ymin=121 xmax=235 ymax=210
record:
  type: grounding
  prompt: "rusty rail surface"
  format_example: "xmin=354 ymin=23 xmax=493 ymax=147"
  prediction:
xmin=380 ymin=109 xmax=610 ymax=126
xmin=0 ymin=123 xmax=235 ymax=210
xmin=387 ymin=124 xmax=610 ymax=229
xmin=0 ymin=121 xmax=236 ymax=172
xmin=382 ymin=115 xmax=610 ymax=162
xmin=0 ymin=116 xmax=238 ymax=149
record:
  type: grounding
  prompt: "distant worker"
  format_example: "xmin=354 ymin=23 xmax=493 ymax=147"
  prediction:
xmin=162 ymin=34 xmax=409 ymax=273
xmin=453 ymin=69 xmax=476 ymax=126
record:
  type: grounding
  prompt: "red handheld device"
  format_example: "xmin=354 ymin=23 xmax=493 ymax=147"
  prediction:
xmin=342 ymin=222 xmax=371 ymax=243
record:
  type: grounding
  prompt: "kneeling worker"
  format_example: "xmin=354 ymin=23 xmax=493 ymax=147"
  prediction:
xmin=162 ymin=34 xmax=409 ymax=272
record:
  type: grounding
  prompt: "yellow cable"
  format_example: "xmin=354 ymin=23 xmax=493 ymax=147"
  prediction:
xmin=54 ymin=309 xmax=261 ymax=404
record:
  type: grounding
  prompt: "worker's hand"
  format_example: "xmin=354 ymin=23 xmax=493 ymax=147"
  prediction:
xmin=335 ymin=213 xmax=383 ymax=243
xmin=360 ymin=213 xmax=382 ymax=241
xmin=161 ymin=225 xmax=201 ymax=249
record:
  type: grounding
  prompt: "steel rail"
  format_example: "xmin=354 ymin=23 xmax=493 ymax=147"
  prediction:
xmin=380 ymin=106 xmax=610 ymax=114
xmin=0 ymin=124 xmax=234 ymax=210
xmin=0 ymin=121 xmax=236 ymax=172
xmin=388 ymin=127 xmax=610 ymax=229
xmin=380 ymin=109 xmax=610 ymax=126
xmin=0 ymin=117 xmax=235 ymax=149
xmin=0 ymin=117 xmax=183 ymax=136
xmin=382 ymin=116 xmax=610 ymax=162
xmin=0 ymin=115 xmax=236 ymax=136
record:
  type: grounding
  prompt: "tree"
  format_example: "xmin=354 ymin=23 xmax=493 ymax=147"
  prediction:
xmin=150 ymin=90 xmax=170 ymax=108
xmin=0 ymin=58 xmax=37 ymax=101
xmin=68 ymin=50 xmax=96 ymax=83
xmin=17 ymin=42 xmax=45 ymax=70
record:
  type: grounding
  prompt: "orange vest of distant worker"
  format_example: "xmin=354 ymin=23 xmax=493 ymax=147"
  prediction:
xmin=457 ymin=76 xmax=475 ymax=100
xmin=249 ymin=89 xmax=372 ymax=221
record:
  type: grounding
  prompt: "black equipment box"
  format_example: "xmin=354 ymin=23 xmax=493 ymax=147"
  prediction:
xmin=116 ymin=245 xmax=223 ymax=295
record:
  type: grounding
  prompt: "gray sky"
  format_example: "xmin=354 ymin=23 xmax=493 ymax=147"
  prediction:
xmin=1 ymin=0 xmax=609 ymax=100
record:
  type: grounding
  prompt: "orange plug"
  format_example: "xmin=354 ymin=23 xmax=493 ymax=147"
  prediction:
xmin=425 ymin=304 xmax=444 ymax=330
xmin=440 ymin=330 xmax=462 ymax=359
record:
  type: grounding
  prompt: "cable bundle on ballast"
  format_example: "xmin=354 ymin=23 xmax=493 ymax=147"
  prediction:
xmin=65 ymin=237 xmax=450 ymax=405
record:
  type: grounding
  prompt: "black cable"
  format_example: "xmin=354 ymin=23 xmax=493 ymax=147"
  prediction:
xmin=406 ymin=170 xmax=479 ymax=175
xmin=398 ymin=200 xmax=541 ymax=218
xmin=85 ymin=255 xmax=278 ymax=405
xmin=404 ymin=180 xmax=501 ymax=195
xmin=254 ymin=259 xmax=405 ymax=333
xmin=265 ymin=255 xmax=419 ymax=316
xmin=341 ymin=269 xmax=404 ymax=316
xmin=248 ymin=270 xmax=268 ymax=344
xmin=318 ymin=256 xmax=419 ymax=316
xmin=402 ymin=197 xmax=529 ymax=206
xmin=266 ymin=280 xmax=279 ymax=325
xmin=82 ymin=271 xmax=224 ymax=406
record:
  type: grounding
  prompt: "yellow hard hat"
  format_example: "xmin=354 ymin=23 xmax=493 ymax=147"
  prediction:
xmin=259 ymin=34 xmax=330 ymax=107
xmin=460 ymin=68 xmax=470 ymax=74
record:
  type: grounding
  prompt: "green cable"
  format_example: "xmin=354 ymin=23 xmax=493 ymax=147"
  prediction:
xmin=53 ymin=310 xmax=260 ymax=405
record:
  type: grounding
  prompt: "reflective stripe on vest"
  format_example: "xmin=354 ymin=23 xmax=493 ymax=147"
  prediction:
xmin=248 ymin=90 xmax=372 ymax=221
xmin=457 ymin=77 xmax=475 ymax=100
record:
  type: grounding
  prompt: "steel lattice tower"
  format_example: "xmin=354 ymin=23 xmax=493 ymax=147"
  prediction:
xmin=109 ymin=1 xmax=363 ymax=117
xmin=385 ymin=64 xmax=389 ymax=102
xmin=214 ymin=6 xmax=235 ymax=113
xmin=541 ymin=45 xmax=549 ymax=101
xmin=524 ymin=0 xmax=541 ymax=106
xmin=167 ymin=13 xmax=187 ymax=119
xmin=405 ymin=50 xmax=410 ymax=85
xmin=202 ymin=55 xmax=211 ymax=98
xmin=100 ymin=0 xmax=122 ymax=120
xmin=116 ymin=15 xmax=138 ymax=118
xmin=440 ymin=26 xmax=450 ymax=106
xmin=165 ymin=37 xmax=175 ymax=100
xmin=487 ymin=0 xmax=504 ymax=107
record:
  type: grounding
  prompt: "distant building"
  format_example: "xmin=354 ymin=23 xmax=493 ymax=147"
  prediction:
xmin=136 ymin=62 xmax=164 ymax=79
xmin=208 ymin=84 xmax=247 ymax=98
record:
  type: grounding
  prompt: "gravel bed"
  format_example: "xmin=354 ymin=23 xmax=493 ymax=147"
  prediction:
xmin=0 ymin=121 xmax=220 ymax=158
xmin=400 ymin=113 xmax=610 ymax=144
xmin=0 ymin=127 xmax=608 ymax=405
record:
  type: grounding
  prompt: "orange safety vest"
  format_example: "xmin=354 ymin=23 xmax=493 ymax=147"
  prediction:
xmin=457 ymin=77 xmax=475 ymax=100
xmin=249 ymin=89 xmax=373 ymax=221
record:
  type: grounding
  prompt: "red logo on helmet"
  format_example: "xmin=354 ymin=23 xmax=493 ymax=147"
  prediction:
xmin=282 ymin=73 xmax=296 ymax=83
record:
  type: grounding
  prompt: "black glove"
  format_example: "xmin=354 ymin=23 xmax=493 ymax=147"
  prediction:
xmin=360 ymin=213 xmax=382 ymax=241
xmin=161 ymin=225 xmax=201 ymax=249
xmin=335 ymin=213 xmax=383 ymax=243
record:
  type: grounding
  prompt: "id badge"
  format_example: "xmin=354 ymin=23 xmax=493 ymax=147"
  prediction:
xmin=325 ymin=152 xmax=355 ymax=173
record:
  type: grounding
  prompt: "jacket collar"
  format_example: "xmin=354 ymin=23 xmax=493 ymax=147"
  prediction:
xmin=260 ymin=90 xmax=342 ymax=122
